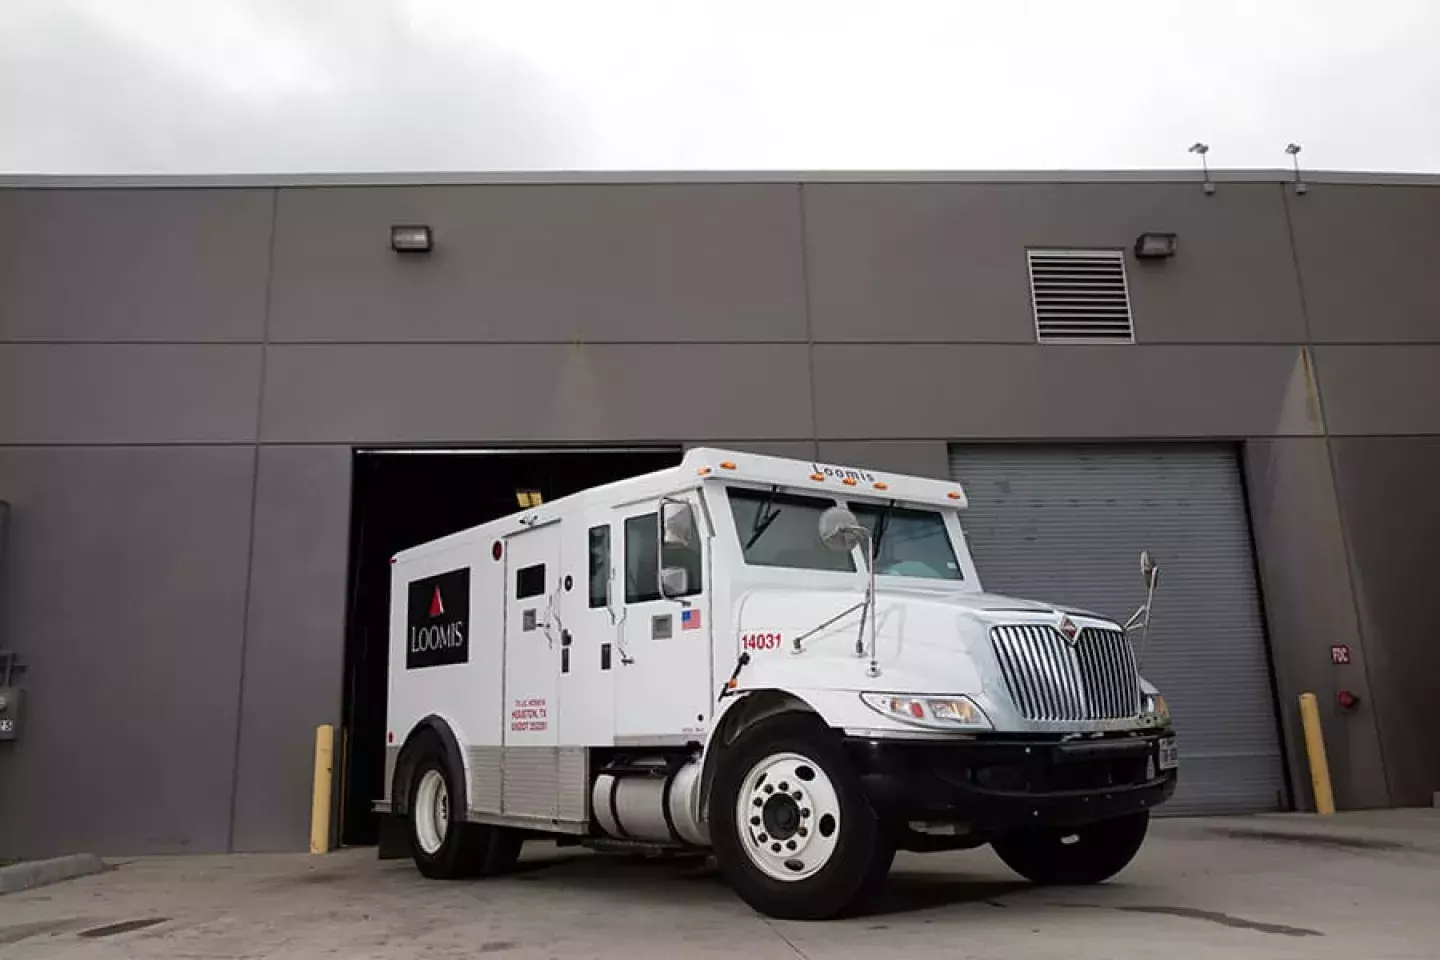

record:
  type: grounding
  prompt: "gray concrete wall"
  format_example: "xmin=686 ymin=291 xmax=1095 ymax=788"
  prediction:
xmin=0 ymin=178 xmax=1435 ymax=856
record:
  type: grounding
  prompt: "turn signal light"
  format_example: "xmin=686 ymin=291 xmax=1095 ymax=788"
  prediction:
xmin=860 ymin=692 xmax=992 ymax=730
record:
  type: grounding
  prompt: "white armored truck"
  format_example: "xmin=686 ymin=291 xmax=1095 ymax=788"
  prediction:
xmin=379 ymin=449 xmax=1177 ymax=919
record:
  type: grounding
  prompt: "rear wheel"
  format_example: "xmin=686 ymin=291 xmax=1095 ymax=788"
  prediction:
xmin=992 ymin=811 xmax=1149 ymax=886
xmin=406 ymin=740 xmax=492 ymax=879
xmin=710 ymin=713 xmax=894 ymax=920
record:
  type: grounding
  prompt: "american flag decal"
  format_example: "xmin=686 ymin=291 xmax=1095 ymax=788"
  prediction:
xmin=681 ymin=609 xmax=701 ymax=631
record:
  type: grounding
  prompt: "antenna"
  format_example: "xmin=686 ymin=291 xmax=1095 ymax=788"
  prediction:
xmin=1188 ymin=142 xmax=1214 ymax=195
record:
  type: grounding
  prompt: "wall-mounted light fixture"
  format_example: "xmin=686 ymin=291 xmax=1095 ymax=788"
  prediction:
xmin=1134 ymin=232 xmax=1177 ymax=259
xmin=390 ymin=224 xmax=433 ymax=254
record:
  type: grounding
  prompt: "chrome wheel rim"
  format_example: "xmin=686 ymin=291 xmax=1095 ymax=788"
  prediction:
xmin=414 ymin=769 xmax=450 ymax=855
xmin=735 ymin=751 xmax=841 ymax=882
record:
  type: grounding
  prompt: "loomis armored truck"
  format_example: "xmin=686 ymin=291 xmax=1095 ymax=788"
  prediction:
xmin=379 ymin=449 xmax=1177 ymax=919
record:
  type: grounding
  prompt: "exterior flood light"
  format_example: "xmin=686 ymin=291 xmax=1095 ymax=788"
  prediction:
xmin=1134 ymin=232 xmax=1177 ymax=259
xmin=390 ymin=225 xmax=433 ymax=253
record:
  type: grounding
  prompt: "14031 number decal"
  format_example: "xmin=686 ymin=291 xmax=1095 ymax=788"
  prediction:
xmin=741 ymin=632 xmax=783 ymax=651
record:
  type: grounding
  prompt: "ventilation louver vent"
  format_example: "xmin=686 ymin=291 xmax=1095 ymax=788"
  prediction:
xmin=1027 ymin=249 xmax=1134 ymax=343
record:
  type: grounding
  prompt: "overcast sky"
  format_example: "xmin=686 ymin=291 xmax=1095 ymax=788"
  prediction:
xmin=4 ymin=0 xmax=1438 ymax=175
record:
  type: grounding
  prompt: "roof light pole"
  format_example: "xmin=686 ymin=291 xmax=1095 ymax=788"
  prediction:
xmin=1285 ymin=143 xmax=1307 ymax=195
xmin=1188 ymin=142 xmax=1214 ymax=195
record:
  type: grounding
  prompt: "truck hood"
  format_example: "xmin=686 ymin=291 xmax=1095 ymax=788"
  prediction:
xmin=730 ymin=583 xmax=1118 ymax=696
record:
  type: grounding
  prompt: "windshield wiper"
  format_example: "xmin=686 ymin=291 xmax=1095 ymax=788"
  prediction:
xmin=744 ymin=486 xmax=782 ymax=550
xmin=867 ymin=505 xmax=893 ymax=557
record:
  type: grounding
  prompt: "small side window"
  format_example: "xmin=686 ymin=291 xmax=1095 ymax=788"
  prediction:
xmin=624 ymin=514 xmax=660 ymax=604
xmin=516 ymin=563 xmax=546 ymax=600
xmin=588 ymin=525 xmax=611 ymax=609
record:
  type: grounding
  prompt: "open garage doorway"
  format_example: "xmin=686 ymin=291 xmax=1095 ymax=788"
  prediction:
xmin=339 ymin=446 xmax=682 ymax=846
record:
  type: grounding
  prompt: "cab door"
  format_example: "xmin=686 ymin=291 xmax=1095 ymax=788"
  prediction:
xmin=504 ymin=522 xmax=563 ymax=749
xmin=614 ymin=495 xmax=712 ymax=742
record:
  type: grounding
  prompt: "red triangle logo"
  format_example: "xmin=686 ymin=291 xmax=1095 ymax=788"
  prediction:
xmin=429 ymin=587 xmax=445 ymax=618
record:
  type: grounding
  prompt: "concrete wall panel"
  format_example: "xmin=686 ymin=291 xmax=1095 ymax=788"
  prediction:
xmin=0 ymin=189 xmax=272 ymax=342
xmin=813 ymin=344 xmax=1321 ymax=440
xmin=269 ymin=185 xmax=807 ymax=343
xmin=230 ymin=445 xmax=353 ymax=852
xmin=804 ymin=183 xmax=1303 ymax=344
xmin=0 ymin=344 xmax=262 ymax=444
xmin=260 ymin=344 xmax=813 ymax=444
xmin=1311 ymin=345 xmax=1440 ymax=436
xmin=1329 ymin=436 xmax=1440 ymax=807
xmin=0 ymin=446 xmax=255 ymax=858
xmin=1242 ymin=438 xmax=1389 ymax=810
xmin=1288 ymin=186 xmax=1440 ymax=343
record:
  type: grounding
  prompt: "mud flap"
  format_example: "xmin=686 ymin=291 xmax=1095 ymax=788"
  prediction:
xmin=377 ymin=812 xmax=413 ymax=860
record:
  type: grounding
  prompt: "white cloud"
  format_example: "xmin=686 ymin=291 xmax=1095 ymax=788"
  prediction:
xmin=2 ymin=0 xmax=1437 ymax=174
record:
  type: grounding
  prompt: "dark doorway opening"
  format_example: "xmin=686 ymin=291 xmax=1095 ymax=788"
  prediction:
xmin=339 ymin=446 xmax=682 ymax=846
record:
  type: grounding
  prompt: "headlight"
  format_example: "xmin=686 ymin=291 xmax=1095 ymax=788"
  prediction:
xmin=860 ymin=692 xmax=992 ymax=730
xmin=1141 ymin=693 xmax=1172 ymax=727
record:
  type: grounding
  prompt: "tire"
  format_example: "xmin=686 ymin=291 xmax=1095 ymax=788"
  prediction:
xmin=407 ymin=740 xmax=492 ymax=880
xmin=992 ymin=811 xmax=1149 ymax=886
xmin=709 ymin=712 xmax=894 ymax=921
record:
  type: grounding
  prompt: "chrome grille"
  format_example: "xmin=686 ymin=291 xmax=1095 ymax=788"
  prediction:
xmin=990 ymin=625 xmax=1141 ymax=722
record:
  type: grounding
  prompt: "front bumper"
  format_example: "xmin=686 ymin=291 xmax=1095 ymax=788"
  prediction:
xmin=844 ymin=730 xmax=1177 ymax=829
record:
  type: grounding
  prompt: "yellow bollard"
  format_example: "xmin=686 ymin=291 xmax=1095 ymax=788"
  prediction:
xmin=1298 ymin=693 xmax=1335 ymax=816
xmin=310 ymin=724 xmax=334 ymax=854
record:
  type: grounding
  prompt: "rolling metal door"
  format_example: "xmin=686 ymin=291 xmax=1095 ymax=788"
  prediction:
xmin=949 ymin=445 xmax=1285 ymax=816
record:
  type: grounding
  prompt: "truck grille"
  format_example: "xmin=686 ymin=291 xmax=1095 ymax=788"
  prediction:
xmin=989 ymin=625 xmax=1141 ymax=722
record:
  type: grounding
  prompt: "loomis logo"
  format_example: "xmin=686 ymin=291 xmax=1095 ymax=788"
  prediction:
xmin=407 ymin=568 xmax=470 ymax=669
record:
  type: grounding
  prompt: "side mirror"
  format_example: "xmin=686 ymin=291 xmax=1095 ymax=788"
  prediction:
xmin=661 ymin=499 xmax=697 ymax=548
xmin=658 ymin=498 xmax=699 ymax=600
xmin=1141 ymin=550 xmax=1160 ymax=591
xmin=659 ymin=566 xmax=689 ymax=598
xmin=819 ymin=506 xmax=865 ymax=552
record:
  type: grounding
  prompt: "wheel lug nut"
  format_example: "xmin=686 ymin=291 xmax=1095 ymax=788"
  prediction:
xmin=787 ymin=840 xmax=797 ymax=850
xmin=758 ymin=833 xmax=768 ymax=843
xmin=764 ymin=785 xmax=773 ymax=794
xmin=750 ymin=816 xmax=760 ymax=826
xmin=754 ymin=798 xmax=763 ymax=807
xmin=799 ymin=827 xmax=808 ymax=837
xmin=793 ymin=791 xmax=803 ymax=800
xmin=801 ymin=808 xmax=811 ymax=818
xmin=771 ymin=843 xmax=782 ymax=852
xmin=778 ymin=782 xmax=789 ymax=791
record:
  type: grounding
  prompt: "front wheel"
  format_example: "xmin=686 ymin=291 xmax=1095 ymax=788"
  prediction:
xmin=991 ymin=811 xmax=1149 ymax=886
xmin=710 ymin=713 xmax=894 ymax=921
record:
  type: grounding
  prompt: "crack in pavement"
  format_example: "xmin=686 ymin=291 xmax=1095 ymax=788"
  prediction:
xmin=1120 ymin=905 xmax=1323 ymax=937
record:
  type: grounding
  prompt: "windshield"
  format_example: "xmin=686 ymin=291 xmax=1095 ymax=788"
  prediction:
xmin=852 ymin=503 xmax=963 ymax=581
xmin=727 ymin=488 xmax=856 ymax=572
xmin=725 ymin=487 xmax=963 ymax=580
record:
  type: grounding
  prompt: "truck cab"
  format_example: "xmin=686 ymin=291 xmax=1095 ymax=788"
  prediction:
xmin=382 ymin=448 xmax=1177 ymax=920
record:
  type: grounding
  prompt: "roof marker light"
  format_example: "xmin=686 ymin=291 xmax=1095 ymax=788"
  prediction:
xmin=874 ymin=481 xmax=889 ymax=490
xmin=720 ymin=461 xmax=737 ymax=470
xmin=947 ymin=491 xmax=963 ymax=500
xmin=810 ymin=472 xmax=825 ymax=482
xmin=697 ymin=467 xmax=712 ymax=476
xmin=842 ymin=477 xmax=857 ymax=486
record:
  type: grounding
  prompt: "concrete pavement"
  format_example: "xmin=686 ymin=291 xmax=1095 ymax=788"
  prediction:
xmin=2 ymin=810 xmax=1437 ymax=960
